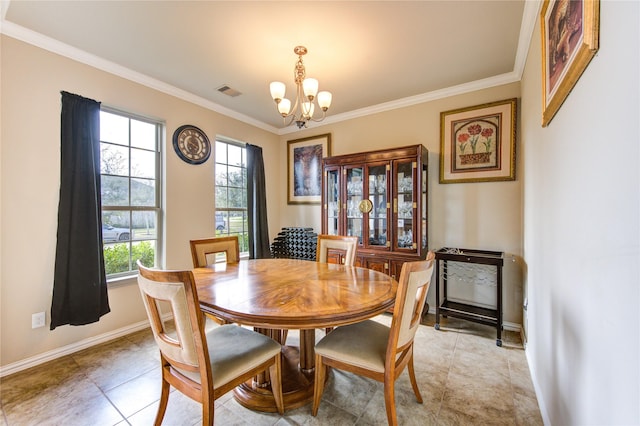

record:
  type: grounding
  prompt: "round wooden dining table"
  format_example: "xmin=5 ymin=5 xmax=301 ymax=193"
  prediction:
xmin=192 ymin=258 xmax=397 ymax=412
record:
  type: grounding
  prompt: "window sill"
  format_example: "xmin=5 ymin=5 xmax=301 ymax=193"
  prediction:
xmin=107 ymin=274 xmax=138 ymax=288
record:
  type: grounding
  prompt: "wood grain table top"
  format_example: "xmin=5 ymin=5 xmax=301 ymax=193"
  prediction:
xmin=193 ymin=258 xmax=398 ymax=329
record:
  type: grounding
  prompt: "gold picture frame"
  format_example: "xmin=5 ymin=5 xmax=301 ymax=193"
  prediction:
xmin=541 ymin=0 xmax=600 ymax=127
xmin=287 ymin=133 xmax=331 ymax=205
xmin=440 ymin=98 xmax=517 ymax=184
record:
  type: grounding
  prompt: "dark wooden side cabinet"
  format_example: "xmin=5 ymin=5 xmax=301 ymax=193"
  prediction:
xmin=321 ymin=145 xmax=429 ymax=280
xmin=434 ymin=247 xmax=504 ymax=346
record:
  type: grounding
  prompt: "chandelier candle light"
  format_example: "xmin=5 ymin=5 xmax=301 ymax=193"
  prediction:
xmin=270 ymin=46 xmax=332 ymax=129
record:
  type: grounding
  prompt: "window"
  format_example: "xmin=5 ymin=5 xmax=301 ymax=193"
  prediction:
xmin=215 ymin=140 xmax=248 ymax=255
xmin=100 ymin=109 xmax=161 ymax=277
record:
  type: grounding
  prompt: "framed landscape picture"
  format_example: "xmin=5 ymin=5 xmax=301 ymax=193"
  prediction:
xmin=541 ymin=0 xmax=600 ymax=127
xmin=287 ymin=133 xmax=331 ymax=204
xmin=440 ymin=99 xmax=517 ymax=184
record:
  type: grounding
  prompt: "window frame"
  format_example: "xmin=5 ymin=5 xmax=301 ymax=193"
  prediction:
xmin=214 ymin=138 xmax=249 ymax=258
xmin=100 ymin=106 xmax=163 ymax=280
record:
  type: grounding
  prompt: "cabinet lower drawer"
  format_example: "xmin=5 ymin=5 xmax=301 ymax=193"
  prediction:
xmin=359 ymin=256 xmax=390 ymax=274
xmin=356 ymin=254 xmax=426 ymax=281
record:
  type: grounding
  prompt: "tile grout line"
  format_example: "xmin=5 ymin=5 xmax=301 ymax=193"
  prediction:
xmin=69 ymin=339 xmax=159 ymax=426
xmin=69 ymin=353 xmax=130 ymax=426
xmin=433 ymin=325 xmax=460 ymax=423
xmin=1 ymin=318 xmax=538 ymax=425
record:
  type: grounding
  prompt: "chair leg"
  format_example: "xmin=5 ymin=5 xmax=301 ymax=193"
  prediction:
xmin=270 ymin=354 xmax=285 ymax=415
xmin=312 ymin=354 xmax=327 ymax=416
xmin=383 ymin=377 xmax=398 ymax=426
xmin=154 ymin=376 xmax=171 ymax=426
xmin=407 ymin=351 xmax=423 ymax=403
xmin=324 ymin=327 xmax=333 ymax=335
xmin=202 ymin=393 xmax=214 ymax=426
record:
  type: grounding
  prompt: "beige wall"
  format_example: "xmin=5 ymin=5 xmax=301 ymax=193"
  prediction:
xmin=1 ymin=34 xmax=523 ymax=371
xmin=4 ymin=4 xmax=639 ymax=424
xmin=0 ymin=36 xmax=280 ymax=368
xmin=519 ymin=2 xmax=639 ymax=424
xmin=275 ymin=83 xmax=523 ymax=325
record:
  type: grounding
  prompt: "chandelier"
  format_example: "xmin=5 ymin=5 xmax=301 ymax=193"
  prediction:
xmin=269 ymin=46 xmax=332 ymax=129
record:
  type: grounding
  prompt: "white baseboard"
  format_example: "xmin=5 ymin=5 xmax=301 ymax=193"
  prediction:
xmin=0 ymin=320 xmax=152 ymax=378
xmin=425 ymin=306 xmax=522 ymax=332
xmin=525 ymin=345 xmax=551 ymax=426
xmin=503 ymin=321 xmax=521 ymax=332
xmin=2 ymin=310 xmax=522 ymax=378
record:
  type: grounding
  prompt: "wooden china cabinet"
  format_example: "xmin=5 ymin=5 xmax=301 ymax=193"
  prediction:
xmin=321 ymin=145 xmax=429 ymax=280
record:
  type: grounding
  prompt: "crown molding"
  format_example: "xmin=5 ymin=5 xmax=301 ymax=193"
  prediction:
xmin=277 ymin=1 xmax=540 ymax=136
xmin=277 ymin=71 xmax=521 ymax=136
xmin=3 ymin=1 xmax=540 ymax=137
xmin=513 ymin=0 xmax=543 ymax=80
xmin=1 ymin=20 xmax=279 ymax=134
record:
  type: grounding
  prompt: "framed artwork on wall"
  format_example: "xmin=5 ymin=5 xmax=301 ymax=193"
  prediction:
xmin=440 ymin=98 xmax=517 ymax=184
xmin=541 ymin=0 xmax=600 ymax=127
xmin=287 ymin=133 xmax=331 ymax=204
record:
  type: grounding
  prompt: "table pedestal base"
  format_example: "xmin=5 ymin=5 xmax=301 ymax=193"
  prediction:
xmin=234 ymin=345 xmax=314 ymax=412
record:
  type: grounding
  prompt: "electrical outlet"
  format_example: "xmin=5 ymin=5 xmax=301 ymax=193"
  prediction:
xmin=32 ymin=312 xmax=46 ymax=329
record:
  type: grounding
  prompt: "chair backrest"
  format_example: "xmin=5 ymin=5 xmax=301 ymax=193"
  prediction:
xmin=316 ymin=234 xmax=358 ymax=266
xmin=136 ymin=261 xmax=210 ymax=382
xmin=190 ymin=236 xmax=240 ymax=267
xmin=388 ymin=254 xmax=435 ymax=354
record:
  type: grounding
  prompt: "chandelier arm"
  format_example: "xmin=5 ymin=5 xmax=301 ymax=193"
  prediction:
xmin=271 ymin=45 xmax=331 ymax=128
xmin=309 ymin=109 xmax=327 ymax=123
xmin=283 ymin=114 xmax=297 ymax=127
xmin=274 ymin=90 xmax=301 ymax=120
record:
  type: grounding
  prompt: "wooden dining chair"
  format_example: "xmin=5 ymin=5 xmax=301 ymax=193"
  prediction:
xmin=316 ymin=234 xmax=358 ymax=266
xmin=190 ymin=235 xmax=240 ymax=267
xmin=311 ymin=255 xmax=435 ymax=426
xmin=316 ymin=234 xmax=359 ymax=335
xmin=190 ymin=236 xmax=240 ymax=325
xmin=136 ymin=261 xmax=284 ymax=425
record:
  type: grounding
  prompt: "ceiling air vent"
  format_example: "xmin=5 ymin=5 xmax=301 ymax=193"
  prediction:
xmin=217 ymin=85 xmax=242 ymax=97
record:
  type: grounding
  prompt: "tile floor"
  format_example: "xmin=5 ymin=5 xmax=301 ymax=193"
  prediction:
xmin=0 ymin=313 xmax=542 ymax=425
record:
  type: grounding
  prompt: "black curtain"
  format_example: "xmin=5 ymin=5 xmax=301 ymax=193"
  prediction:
xmin=50 ymin=92 xmax=110 ymax=330
xmin=246 ymin=144 xmax=271 ymax=259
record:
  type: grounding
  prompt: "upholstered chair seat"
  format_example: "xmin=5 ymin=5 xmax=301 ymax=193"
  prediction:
xmin=312 ymin=254 xmax=435 ymax=426
xmin=136 ymin=261 xmax=284 ymax=425
xmin=314 ymin=320 xmax=389 ymax=372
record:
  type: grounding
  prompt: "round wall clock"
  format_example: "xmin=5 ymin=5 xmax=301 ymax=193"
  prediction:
xmin=172 ymin=124 xmax=211 ymax=165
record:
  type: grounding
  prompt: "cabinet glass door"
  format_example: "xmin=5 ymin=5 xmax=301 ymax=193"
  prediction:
xmin=345 ymin=167 xmax=363 ymax=244
xmin=395 ymin=160 xmax=416 ymax=251
xmin=325 ymin=168 xmax=340 ymax=235
xmin=367 ymin=164 xmax=388 ymax=248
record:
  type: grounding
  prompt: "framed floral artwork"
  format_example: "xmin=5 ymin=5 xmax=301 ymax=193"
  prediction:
xmin=541 ymin=0 xmax=599 ymax=127
xmin=287 ymin=133 xmax=331 ymax=204
xmin=439 ymin=98 xmax=517 ymax=184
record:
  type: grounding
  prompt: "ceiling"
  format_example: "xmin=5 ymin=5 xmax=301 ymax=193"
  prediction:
xmin=1 ymin=1 xmax=537 ymax=134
